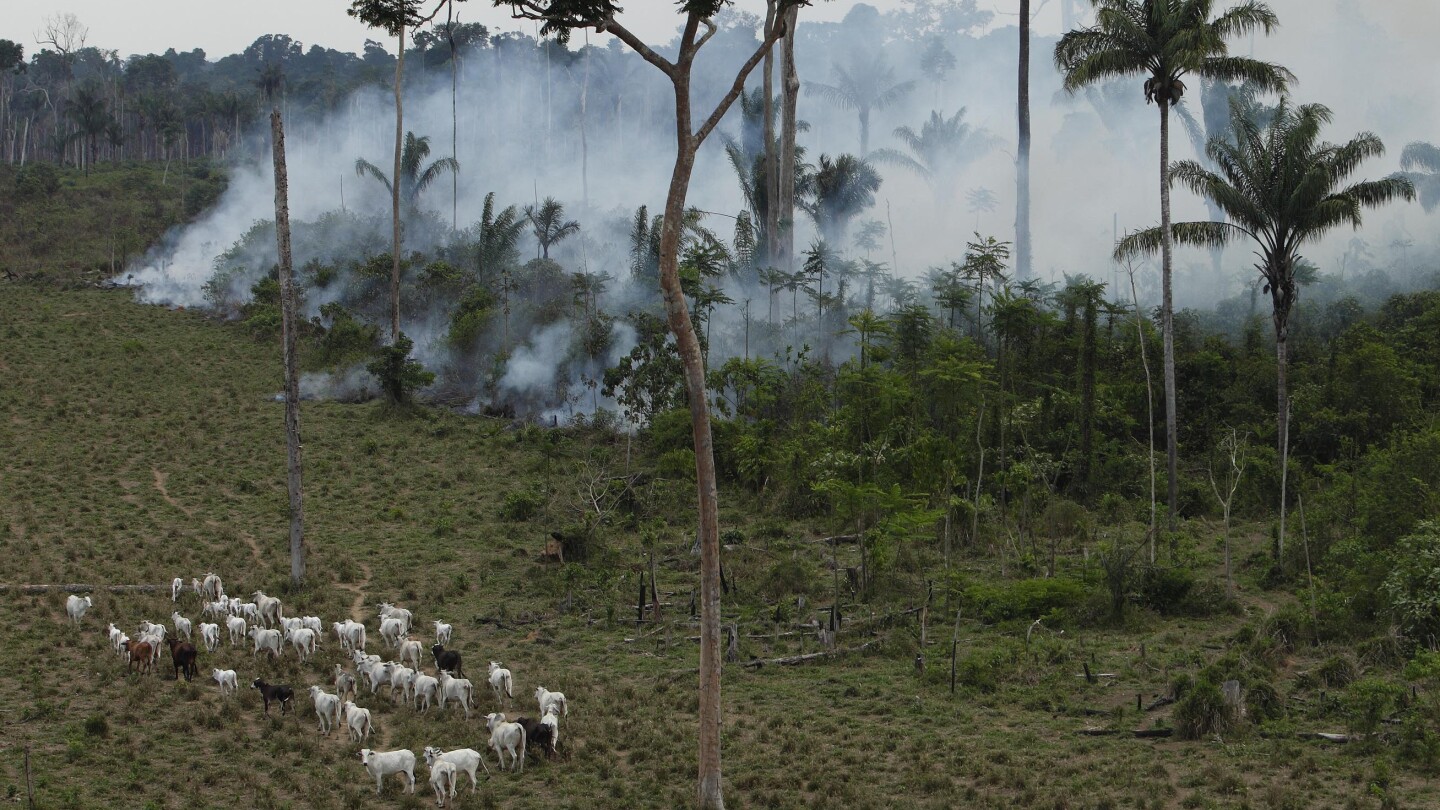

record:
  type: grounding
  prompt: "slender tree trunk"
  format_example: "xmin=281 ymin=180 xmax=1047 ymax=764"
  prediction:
xmin=859 ymin=106 xmax=869 ymax=156
xmin=391 ymin=25 xmax=406 ymax=343
xmin=1078 ymin=299 xmax=1097 ymax=497
xmin=763 ymin=0 xmax=779 ymax=270
xmin=1275 ymin=327 xmax=1289 ymax=563
xmin=580 ymin=45 xmax=590 ymax=209
xmin=1015 ymin=0 xmax=1032 ymax=279
xmin=657 ymin=73 xmax=727 ymax=810
xmin=592 ymin=16 xmax=789 ymax=805
xmin=270 ymin=109 xmax=305 ymax=586
xmin=777 ymin=8 xmax=799 ymax=274
xmin=1127 ymin=265 xmax=1158 ymax=562
xmin=448 ymin=0 xmax=458 ymax=230
xmin=1158 ymin=99 xmax=1179 ymax=538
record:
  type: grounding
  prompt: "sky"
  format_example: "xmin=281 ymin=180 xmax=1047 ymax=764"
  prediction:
xmin=9 ymin=0 xmax=1091 ymax=58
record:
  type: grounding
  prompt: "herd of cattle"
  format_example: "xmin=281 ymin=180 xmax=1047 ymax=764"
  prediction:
xmin=66 ymin=571 xmax=571 ymax=805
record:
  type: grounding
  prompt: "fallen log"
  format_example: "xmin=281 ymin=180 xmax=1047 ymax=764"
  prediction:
xmin=1144 ymin=695 xmax=1176 ymax=712
xmin=1301 ymin=732 xmax=1354 ymax=743
xmin=1078 ymin=728 xmax=1173 ymax=738
xmin=0 ymin=584 xmax=163 ymax=594
xmin=741 ymin=641 xmax=875 ymax=669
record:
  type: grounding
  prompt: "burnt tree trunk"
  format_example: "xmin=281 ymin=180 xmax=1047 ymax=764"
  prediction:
xmin=270 ymin=109 xmax=305 ymax=586
xmin=777 ymin=6 xmax=800 ymax=274
xmin=390 ymin=24 xmax=405 ymax=342
xmin=1015 ymin=0 xmax=1032 ymax=279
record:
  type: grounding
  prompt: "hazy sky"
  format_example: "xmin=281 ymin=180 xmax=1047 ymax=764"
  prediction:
xmin=10 ymin=1 xmax=1089 ymax=58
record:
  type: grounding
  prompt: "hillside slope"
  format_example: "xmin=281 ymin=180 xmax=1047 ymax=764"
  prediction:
xmin=1 ymin=284 xmax=1434 ymax=809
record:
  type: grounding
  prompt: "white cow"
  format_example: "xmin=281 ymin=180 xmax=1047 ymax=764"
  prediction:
xmin=65 ymin=594 xmax=92 ymax=625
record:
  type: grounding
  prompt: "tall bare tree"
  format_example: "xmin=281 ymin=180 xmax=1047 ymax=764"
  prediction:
xmin=777 ymin=4 xmax=801 ymax=274
xmin=350 ymin=0 xmax=426 ymax=342
xmin=496 ymin=4 xmax=807 ymax=806
xmin=1016 ymin=0 xmax=1032 ymax=279
xmin=270 ymin=109 xmax=305 ymax=586
xmin=763 ymin=0 xmax=780 ymax=271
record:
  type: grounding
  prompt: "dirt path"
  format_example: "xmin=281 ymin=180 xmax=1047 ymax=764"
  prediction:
xmin=152 ymin=467 xmax=193 ymax=517
xmin=334 ymin=561 xmax=373 ymax=624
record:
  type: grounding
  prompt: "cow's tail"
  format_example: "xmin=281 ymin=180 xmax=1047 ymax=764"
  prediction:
xmin=518 ymin=725 xmax=526 ymax=773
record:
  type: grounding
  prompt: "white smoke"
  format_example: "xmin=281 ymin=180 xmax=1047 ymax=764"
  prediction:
xmin=120 ymin=1 xmax=1437 ymax=409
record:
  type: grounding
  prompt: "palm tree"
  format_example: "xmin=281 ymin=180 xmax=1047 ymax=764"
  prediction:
xmin=524 ymin=196 xmax=580 ymax=260
xmin=871 ymin=108 xmax=997 ymax=191
xmin=354 ymin=131 xmax=460 ymax=217
xmin=806 ymin=51 xmax=917 ymax=155
xmin=474 ymin=191 xmax=526 ymax=278
xmin=65 ymin=83 xmax=112 ymax=174
xmin=804 ymin=153 xmax=881 ymax=247
xmin=1398 ymin=142 xmax=1440 ymax=212
xmin=1055 ymin=0 xmax=1291 ymax=533
xmin=1117 ymin=99 xmax=1414 ymax=554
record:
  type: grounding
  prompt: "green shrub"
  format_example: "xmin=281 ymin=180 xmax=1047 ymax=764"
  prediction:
xmin=16 ymin=163 xmax=60 ymax=198
xmin=313 ymin=303 xmax=379 ymax=368
xmin=655 ymin=448 xmax=697 ymax=481
xmin=366 ymin=333 xmax=435 ymax=404
xmin=761 ymin=557 xmax=813 ymax=599
xmin=499 ymin=489 xmax=542 ymax=522
xmin=1136 ymin=566 xmax=1194 ymax=614
xmin=954 ymin=646 xmax=1010 ymax=693
xmin=83 ymin=715 xmax=109 ymax=737
xmin=1174 ymin=679 xmax=1237 ymax=739
xmin=447 ymin=286 xmax=495 ymax=349
xmin=1345 ymin=677 xmax=1402 ymax=738
xmin=183 ymin=180 xmax=223 ymax=217
xmin=962 ymin=578 xmax=1088 ymax=624
xmin=1381 ymin=520 xmax=1440 ymax=640
xmin=1316 ymin=655 xmax=1359 ymax=688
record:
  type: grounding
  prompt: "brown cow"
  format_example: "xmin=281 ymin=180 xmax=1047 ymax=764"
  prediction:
xmin=167 ymin=637 xmax=199 ymax=681
xmin=127 ymin=640 xmax=153 ymax=675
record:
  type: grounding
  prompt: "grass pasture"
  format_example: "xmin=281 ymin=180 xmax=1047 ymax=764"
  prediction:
xmin=2 ymin=283 xmax=1437 ymax=809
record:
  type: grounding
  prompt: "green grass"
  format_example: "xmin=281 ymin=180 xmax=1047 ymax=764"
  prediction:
xmin=1 ymin=283 xmax=1437 ymax=809
xmin=0 ymin=161 xmax=226 ymax=283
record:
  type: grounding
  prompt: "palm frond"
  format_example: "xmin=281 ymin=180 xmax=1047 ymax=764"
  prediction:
xmin=1209 ymin=1 xmax=1281 ymax=39
xmin=871 ymin=79 xmax=917 ymax=111
xmin=413 ymin=157 xmax=459 ymax=198
xmin=1196 ymin=55 xmax=1292 ymax=94
xmin=805 ymin=81 xmax=858 ymax=111
xmin=869 ymin=148 xmax=929 ymax=179
xmin=1400 ymin=142 xmax=1440 ymax=173
xmin=1114 ymin=220 xmax=1240 ymax=261
xmin=353 ymin=158 xmax=393 ymax=195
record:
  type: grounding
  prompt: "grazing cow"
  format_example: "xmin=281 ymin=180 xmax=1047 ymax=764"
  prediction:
xmin=65 ymin=594 xmax=92 ymax=625
xmin=126 ymin=640 xmax=153 ymax=675
xmin=431 ymin=644 xmax=463 ymax=677
xmin=202 ymin=572 xmax=224 ymax=602
xmin=512 ymin=714 xmax=557 ymax=760
xmin=484 ymin=713 xmax=527 ymax=772
xmin=212 ymin=668 xmax=238 ymax=696
xmin=251 ymin=679 xmax=294 ymax=714
xmin=487 ymin=662 xmax=513 ymax=705
xmin=167 ymin=637 xmax=199 ymax=681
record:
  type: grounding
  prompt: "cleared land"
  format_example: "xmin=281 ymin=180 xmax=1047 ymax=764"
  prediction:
xmin=1 ymin=284 xmax=1433 ymax=809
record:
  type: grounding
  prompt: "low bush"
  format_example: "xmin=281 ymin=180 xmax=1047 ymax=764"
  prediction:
xmin=963 ymin=577 xmax=1088 ymax=624
xmin=1174 ymin=679 xmax=1238 ymax=739
xmin=500 ymin=489 xmax=543 ymax=522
